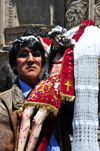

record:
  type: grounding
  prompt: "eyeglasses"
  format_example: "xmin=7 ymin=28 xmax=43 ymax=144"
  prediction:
xmin=17 ymin=50 xmax=42 ymax=58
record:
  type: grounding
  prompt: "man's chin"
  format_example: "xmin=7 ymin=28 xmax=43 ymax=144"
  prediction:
xmin=26 ymin=74 xmax=39 ymax=79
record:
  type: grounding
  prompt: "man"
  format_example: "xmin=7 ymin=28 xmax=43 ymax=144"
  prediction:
xmin=0 ymin=35 xmax=46 ymax=151
xmin=0 ymin=35 xmax=73 ymax=151
xmin=0 ymin=26 xmax=49 ymax=93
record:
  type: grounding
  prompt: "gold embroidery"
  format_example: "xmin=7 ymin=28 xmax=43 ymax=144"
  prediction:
xmin=38 ymin=85 xmax=45 ymax=91
xmin=65 ymin=81 xmax=71 ymax=92
xmin=48 ymin=82 xmax=53 ymax=91
xmin=30 ymin=93 xmax=35 ymax=98
xmin=54 ymin=95 xmax=58 ymax=101
xmin=52 ymin=76 xmax=58 ymax=81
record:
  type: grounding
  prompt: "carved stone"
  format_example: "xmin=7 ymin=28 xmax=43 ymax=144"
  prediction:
xmin=65 ymin=0 xmax=88 ymax=29
xmin=88 ymin=0 xmax=95 ymax=20
xmin=5 ymin=0 xmax=19 ymax=27
xmin=94 ymin=1 xmax=100 ymax=27
xmin=0 ymin=0 xmax=5 ymax=46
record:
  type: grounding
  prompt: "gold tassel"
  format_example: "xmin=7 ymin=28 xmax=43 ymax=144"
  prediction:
xmin=60 ymin=92 xmax=75 ymax=102
xmin=22 ymin=102 xmax=58 ymax=117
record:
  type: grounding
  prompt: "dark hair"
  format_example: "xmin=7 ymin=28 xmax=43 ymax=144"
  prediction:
xmin=49 ymin=32 xmax=74 ymax=50
xmin=23 ymin=26 xmax=46 ymax=37
xmin=9 ymin=36 xmax=46 ymax=75
xmin=49 ymin=31 xmax=61 ymax=40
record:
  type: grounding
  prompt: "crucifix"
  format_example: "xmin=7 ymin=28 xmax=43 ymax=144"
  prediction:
xmin=65 ymin=81 xmax=71 ymax=92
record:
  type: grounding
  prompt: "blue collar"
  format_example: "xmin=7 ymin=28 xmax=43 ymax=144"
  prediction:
xmin=18 ymin=79 xmax=32 ymax=100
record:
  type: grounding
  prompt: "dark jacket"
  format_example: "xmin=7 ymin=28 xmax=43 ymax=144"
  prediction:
xmin=0 ymin=84 xmax=24 ymax=151
xmin=0 ymin=63 xmax=17 ymax=93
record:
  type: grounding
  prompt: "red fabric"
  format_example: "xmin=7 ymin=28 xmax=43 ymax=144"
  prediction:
xmin=37 ymin=116 xmax=58 ymax=151
xmin=73 ymin=19 xmax=94 ymax=42
xmin=60 ymin=19 xmax=94 ymax=100
xmin=60 ymin=48 xmax=74 ymax=97
xmin=42 ymin=37 xmax=51 ymax=46
xmin=26 ymin=75 xmax=61 ymax=110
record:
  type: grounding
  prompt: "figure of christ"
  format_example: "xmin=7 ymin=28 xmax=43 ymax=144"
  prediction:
xmin=18 ymin=21 xmax=95 ymax=151
xmin=18 ymin=75 xmax=62 ymax=151
xmin=18 ymin=25 xmax=76 ymax=151
xmin=18 ymin=107 xmax=50 ymax=151
xmin=18 ymin=48 xmax=75 ymax=151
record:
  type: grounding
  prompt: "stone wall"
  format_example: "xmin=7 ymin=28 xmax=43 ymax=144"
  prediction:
xmin=16 ymin=0 xmax=53 ymax=25
xmin=0 ymin=0 xmax=55 ymax=66
xmin=0 ymin=0 xmax=100 ymax=67
xmin=0 ymin=51 xmax=9 ymax=68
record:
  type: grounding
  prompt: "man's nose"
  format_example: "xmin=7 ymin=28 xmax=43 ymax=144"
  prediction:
xmin=27 ymin=52 xmax=35 ymax=62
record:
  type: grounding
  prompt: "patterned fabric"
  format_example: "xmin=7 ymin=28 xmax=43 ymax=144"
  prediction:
xmin=60 ymin=48 xmax=75 ymax=102
xmin=50 ymin=61 xmax=62 ymax=76
xmin=72 ymin=26 xmax=100 ymax=151
xmin=23 ymin=75 xmax=62 ymax=117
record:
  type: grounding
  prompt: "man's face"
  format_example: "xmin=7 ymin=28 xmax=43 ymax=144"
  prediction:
xmin=13 ymin=47 xmax=42 ymax=83
xmin=51 ymin=38 xmax=61 ymax=50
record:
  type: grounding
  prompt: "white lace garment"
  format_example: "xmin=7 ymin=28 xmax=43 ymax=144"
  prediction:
xmin=72 ymin=26 xmax=100 ymax=151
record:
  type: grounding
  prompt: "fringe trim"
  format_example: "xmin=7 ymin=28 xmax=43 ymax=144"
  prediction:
xmin=18 ymin=107 xmax=24 ymax=117
xmin=21 ymin=102 xmax=59 ymax=117
xmin=60 ymin=92 xmax=75 ymax=102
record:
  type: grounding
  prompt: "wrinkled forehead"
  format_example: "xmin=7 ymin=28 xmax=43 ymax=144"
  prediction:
xmin=18 ymin=46 xmax=39 ymax=52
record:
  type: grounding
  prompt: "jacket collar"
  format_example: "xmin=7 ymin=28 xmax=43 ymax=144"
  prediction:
xmin=12 ymin=78 xmax=25 ymax=110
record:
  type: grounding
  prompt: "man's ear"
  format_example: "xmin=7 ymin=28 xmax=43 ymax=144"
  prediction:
xmin=12 ymin=66 xmax=17 ymax=70
xmin=12 ymin=66 xmax=18 ymax=75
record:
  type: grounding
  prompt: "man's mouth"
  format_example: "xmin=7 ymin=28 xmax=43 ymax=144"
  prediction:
xmin=26 ymin=66 xmax=36 ymax=69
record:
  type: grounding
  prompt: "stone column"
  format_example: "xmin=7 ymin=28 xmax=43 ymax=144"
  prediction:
xmin=60 ymin=0 xmax=65 ymax=27
xmin=50 ymin=0 xmax=54 ymax=25
xmin=0 ymin=0 xmax=5 ymax=46
xmin=89 ymin=0 xmax=95 ymax=20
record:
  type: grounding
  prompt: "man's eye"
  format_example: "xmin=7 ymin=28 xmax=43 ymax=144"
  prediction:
xmin=32 ymin=52 xmax=42 ymax=57
xmin=18 ymin=52 xmax=28 ymax=58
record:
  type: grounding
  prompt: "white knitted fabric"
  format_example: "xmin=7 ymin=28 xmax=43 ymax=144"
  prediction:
xmin=72 ymin=26 xmax=100 ymax=151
